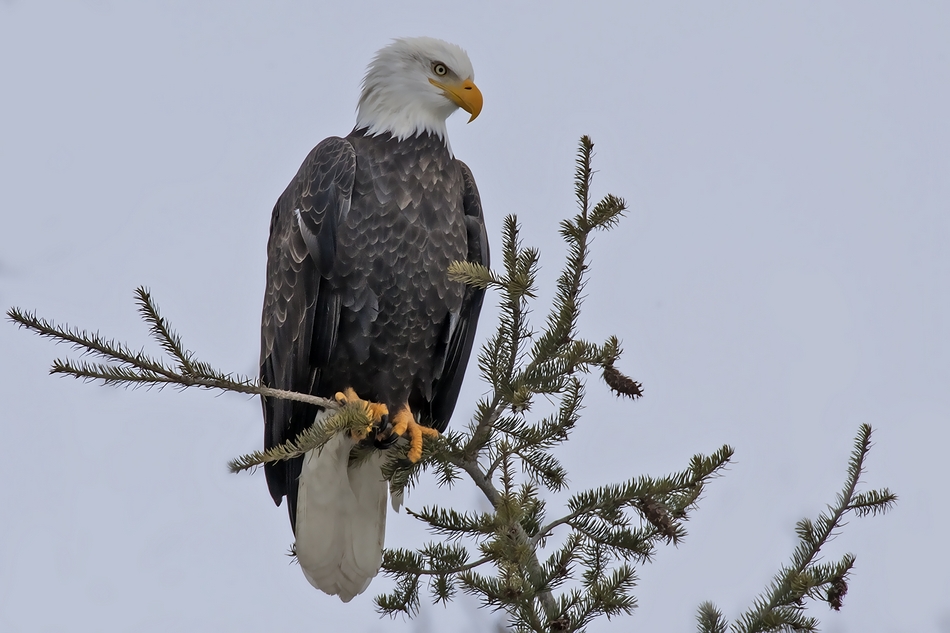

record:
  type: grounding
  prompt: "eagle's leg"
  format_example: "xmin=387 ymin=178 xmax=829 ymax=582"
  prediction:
xmin=391 ymin=404 xmax=439 ymax=463
xmin=334 ymin=388 xmax=389 ymax=441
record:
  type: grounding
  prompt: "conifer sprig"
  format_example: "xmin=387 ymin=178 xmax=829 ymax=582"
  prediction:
xmin=227 ymin=404 xmax=375 ymax=473
xmin=7 ymin=289 xmax=338 ymax=410
xmin=696 ymin=424 xmax=896 ymax=633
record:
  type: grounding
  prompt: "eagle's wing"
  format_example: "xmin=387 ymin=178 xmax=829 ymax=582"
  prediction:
xmin=260 ymin=137 xmax=356 ymax=516
xmin=425 ymin=160 xmax=490 ymax=432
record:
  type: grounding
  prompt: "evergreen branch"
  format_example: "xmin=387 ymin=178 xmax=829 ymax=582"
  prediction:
xmin=529 ymin=138 xmax=634 ymax=399
xmin=376 ymin=549 xmax=424 ymax=617
xmin=459 ymin=450 xmax=562 ymax=623
xmin=405 ymin=506 xmax=497 ymax=540
xmin=51 ymin=358 xmax=175 ymax=387
xmin=493 ymin=380 xmax=581 ymax=463
xmin=538 ymin=446 xmax=733 ymax=545
xmin=448 ymin=260 xmax=503 ymax=290
xmin=536 ymin=533 xmax=582 ymax=592
xmin=462 ymin=215 xmax=535 ymax=459
xmin=134 ymin=286 xmax=196 ymax=373
xmin=721 ymin=424 xmax=895 ymax=633
xmin=227 ymin=404 xmax=370 ymax=473
xmin=588 ymin=194 xmax=627 ymax=231
xmin=574 ymin=135 xmax=594 ymax=216
xmin=847 ymin=488 xmax=897 ymax=517
xmin=382 ymin=552 xmax=493 ymax=577
xmin=697 ymin=602 xmax=729 ymax=633
xmin=515 ymin=447 xmax=568 ymax=492
xmin=574 ymin=563 xmax=638 ymax=626
xmin=8 ymin=298 xmax=338 ymax=410
xmin=8 ymin=306 xmax=180 ymax=377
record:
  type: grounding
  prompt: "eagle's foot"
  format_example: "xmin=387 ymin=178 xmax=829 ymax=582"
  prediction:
xmin=391 ymin=405 xmax=440 ymax=463
xmin=334 ymin=388 xmax=388 ymax=441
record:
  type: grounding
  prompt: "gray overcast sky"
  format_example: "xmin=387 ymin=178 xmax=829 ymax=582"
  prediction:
xmin=1 ymin=2 xmax=948 ymax=632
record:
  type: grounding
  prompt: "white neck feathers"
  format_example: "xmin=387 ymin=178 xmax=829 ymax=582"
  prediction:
xmin=354 ymin=37 xmax=475 ymax=155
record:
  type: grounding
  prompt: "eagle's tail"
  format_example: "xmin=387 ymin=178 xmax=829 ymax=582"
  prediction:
xmin=293 ymin=425 xmax=391 ymax=602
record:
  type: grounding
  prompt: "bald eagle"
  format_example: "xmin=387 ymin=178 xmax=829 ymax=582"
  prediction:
xmin=260 ymin=37 xmax=488 ymax=601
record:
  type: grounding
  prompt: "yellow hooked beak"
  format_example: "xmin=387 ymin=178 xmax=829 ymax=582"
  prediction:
xmin=429 ymin=77 xmax=483 ymax=122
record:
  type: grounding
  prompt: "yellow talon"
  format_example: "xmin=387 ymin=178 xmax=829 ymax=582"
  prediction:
xmin=333 ymin=388 xmax=357 ymax=406
xmin=334 ymin=388 xmax=387 ymax=440
xmin=391 ymin=404 xmax=439 ymax=462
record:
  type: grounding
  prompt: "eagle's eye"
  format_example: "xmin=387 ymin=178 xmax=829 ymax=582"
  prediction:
xmin=432 ymin=62 xmax=448 ymax=77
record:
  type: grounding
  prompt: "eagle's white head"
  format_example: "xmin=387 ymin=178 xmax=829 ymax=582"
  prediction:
xmin=355 ymin=37 xmax=482 ymax=147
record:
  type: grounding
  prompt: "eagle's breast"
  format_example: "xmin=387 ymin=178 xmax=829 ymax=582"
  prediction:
xmin=325 ymin=131 xmax=467 ymax=406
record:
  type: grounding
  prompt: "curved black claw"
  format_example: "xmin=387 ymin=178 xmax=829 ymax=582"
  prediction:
xmin=372 ymin=414 xmax=398 ymax=449
xmin=373 ymin=431 xmax=399 ymax=450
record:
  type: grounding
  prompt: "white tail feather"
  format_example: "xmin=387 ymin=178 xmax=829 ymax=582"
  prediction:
xmin=294 ymin=428 xmax=389 ymax=602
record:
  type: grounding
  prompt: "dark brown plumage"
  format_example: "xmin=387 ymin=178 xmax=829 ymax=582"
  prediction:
xmin=260 ymin=129 xmax=488 ymax=527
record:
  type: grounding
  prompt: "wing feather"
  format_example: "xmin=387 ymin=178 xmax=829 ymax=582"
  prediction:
xmin=260 ymin=137 xmax=356 ymax=516
xmin=425 ymin=160 xmax=489 ymax=431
